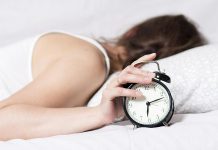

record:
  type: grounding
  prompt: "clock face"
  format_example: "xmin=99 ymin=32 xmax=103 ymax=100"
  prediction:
xmin=124 ymin=81 xmax=172 ymax=126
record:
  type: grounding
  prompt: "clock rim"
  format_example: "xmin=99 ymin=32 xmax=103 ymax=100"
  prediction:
xmin=122 ymin=79 xmax=174 ymax=128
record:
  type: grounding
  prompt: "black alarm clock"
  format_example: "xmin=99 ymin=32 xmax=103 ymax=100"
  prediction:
xmin=123 ymin=61 xmax=174 ymax=128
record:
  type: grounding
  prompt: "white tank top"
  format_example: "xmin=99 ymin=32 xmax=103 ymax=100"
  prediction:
xmin=0 ymin=32 xmax=110 ymax=101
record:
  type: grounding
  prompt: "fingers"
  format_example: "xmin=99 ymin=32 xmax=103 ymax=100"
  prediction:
xmin=107 ymin=67 xmax=155 ymax=88
xmin=102 ymin=87 xmax=144 ymax=101
xmin=104 ymin=53 xmax=157 ymax=102
xmin=118 ymin=73 xmax=154 ymax=85
xmin=131 ymin=53 xmax=156 ymax=68
xmin=125 ymin=65 xmax=149 ymax=76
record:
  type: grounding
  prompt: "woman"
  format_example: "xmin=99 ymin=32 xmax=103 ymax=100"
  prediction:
xmin=0 ymin=14 xmax=205 ymax=140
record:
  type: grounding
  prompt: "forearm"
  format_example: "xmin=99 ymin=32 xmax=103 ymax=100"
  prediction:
xmin=0 ymin=104 xmax=105 ymax=140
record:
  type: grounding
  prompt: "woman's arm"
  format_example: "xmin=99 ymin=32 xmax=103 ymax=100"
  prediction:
xmin=0 ymin=104 xmax=104 ymax=140
xmin=0 ymin=48 xmax=106 ymax=140
xmin=0 ymin=53 xmax=156 ymax=141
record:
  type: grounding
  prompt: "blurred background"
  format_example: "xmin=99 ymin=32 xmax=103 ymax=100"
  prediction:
xmin=0 ymin=0 xmax=218 ymax=47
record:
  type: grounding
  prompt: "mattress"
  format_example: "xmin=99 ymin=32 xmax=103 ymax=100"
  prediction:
xmin=1 ymin=110 xmax=218 ymax=150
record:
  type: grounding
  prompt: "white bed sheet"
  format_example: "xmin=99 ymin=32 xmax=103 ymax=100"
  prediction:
xmin=1 ymin=110 xmax=218 ymax=150
xmin=0 ymin=0 xmax=218 ymax=149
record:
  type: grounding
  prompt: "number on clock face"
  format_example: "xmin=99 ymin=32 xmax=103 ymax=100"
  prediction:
xmin=125 ymin=82 xmax=171 ymax=125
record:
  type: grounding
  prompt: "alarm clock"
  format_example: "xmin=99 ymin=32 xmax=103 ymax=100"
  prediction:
xmin=122 ymin=61 xmax=174 ymax=128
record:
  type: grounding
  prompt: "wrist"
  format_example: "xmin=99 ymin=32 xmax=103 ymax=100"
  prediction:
xmin=114 ymin=98 xmax=126 ymax=122
xmin=95 ymin=105 xmax=114 ymax=125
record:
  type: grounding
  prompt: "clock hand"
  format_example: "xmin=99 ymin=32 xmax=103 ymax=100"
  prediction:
xmin=149 ymin=97 xmax=164 ymax=104
xmin=146 ymin=105 xmax=149 ymax=117
xmin=146 ymin=101 xmax=150 ymax=117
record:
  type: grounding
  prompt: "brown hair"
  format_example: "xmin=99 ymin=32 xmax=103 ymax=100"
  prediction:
xmin=117 ymin=14 xmax=207 ymax=68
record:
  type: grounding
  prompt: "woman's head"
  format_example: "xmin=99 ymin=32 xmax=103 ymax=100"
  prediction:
xmin=115 ymin=14 xmax=206 ymax=68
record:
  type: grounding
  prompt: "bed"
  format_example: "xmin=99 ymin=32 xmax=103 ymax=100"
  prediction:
xmin=0 ymin=0 xmax=218 ymax=149
xmin=0 ymin=110 xmax=217 ymax=150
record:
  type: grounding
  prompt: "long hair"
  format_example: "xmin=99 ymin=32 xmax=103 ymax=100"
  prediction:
xmin=116 ymin=15 xmax=206 ymax=68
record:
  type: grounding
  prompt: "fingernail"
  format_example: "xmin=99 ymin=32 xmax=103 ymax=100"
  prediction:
xmin=143 ymin=72 xmax=155 ymax=77
xmin=136 ymin=92 xmax=145 ymax=99
xmin=150 ymin=72 xmax=155 ymax=78
xmin=144 ymin=77 xmax=148 ymax=81
xmin=144 ymin=77 xmax=153 ymax=83
xmin=136 ymin=91 xmax=143 ymax=96
xmin=148 ymin=53 xmax=156 ymax=56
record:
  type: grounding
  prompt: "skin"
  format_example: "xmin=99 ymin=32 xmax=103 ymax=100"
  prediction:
xmin=0 ymin=32 xmax=156 ymax=140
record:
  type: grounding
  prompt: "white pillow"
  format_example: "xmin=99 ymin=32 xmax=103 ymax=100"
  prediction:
xmin=87 ymin=44 xmax=218 ymax=113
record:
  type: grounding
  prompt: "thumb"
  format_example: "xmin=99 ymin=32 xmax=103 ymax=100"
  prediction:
xmin=131 ymin=53 xmax=156 ymax=68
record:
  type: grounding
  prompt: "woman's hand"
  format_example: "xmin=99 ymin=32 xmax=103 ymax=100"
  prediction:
xmin=98 ymin=53 xmax=156 ymax=125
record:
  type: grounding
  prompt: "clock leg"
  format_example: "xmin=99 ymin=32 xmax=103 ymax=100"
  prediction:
xmin=133 ymin=125 xmax=139 ymax=130
xmin=163 ymin=121 xmax=169 ymax=126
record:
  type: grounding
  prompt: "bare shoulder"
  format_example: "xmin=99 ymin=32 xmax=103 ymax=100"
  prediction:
xmin=4 ymin=32 xmax=107 ymax=108
xmin=33 ymin=32 xmax=106 ymax=79
xmin=34 ymin=31 xmax=107 ymax=86
xmin=48 ymin=32 xmax=107 ymax=81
